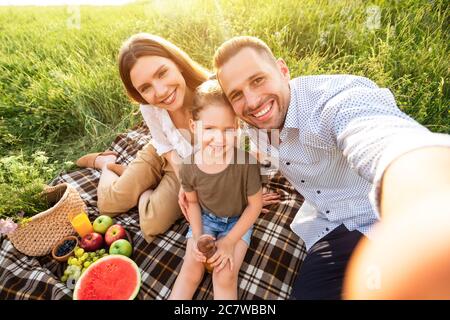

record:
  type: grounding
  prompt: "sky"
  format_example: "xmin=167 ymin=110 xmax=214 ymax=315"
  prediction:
xmin=0 ymin=0 xmax=134 ymax=6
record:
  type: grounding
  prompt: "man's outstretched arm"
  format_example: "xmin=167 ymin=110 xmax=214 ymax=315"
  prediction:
xmin=316 ymin=76 xmax=450 ymax=299
xmin=344 ymin=146 xmax=450 ymax=299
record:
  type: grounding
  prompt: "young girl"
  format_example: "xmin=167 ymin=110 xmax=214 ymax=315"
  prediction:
xmin=169 ymin=80 xmax=263 ymax=300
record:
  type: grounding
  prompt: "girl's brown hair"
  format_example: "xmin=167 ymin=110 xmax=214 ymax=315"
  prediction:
xmin=118 ymin=33 xmax=210 ymax=104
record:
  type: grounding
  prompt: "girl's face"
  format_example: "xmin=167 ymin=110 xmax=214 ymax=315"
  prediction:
xmin=190 ymin=103 xmax=238 ymax=159
xmin=130 ymin=55 xmax=187 ymax=112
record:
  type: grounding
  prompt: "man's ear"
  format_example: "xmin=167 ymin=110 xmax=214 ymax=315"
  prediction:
xmin=276 ymin=58 xmax=290 ymax=81
xmin=189 ymin=118 xmax=196 ymax=133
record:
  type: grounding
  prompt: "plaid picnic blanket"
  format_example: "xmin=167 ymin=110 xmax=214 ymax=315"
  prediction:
xmin=0 ymin=124 xmax=306 ymax=300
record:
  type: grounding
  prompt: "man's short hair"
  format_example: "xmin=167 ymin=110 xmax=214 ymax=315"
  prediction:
xmin=213 ymin=36 xmax=277 ymax=70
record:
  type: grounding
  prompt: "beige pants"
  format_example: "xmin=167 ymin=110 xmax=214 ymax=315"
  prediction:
xmin=97 ymin=142 xmax=182 ymax=243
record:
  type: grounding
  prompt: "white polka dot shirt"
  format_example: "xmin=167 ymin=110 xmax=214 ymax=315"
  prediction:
xmin=245 ymin=75 xmax=450 ymax=251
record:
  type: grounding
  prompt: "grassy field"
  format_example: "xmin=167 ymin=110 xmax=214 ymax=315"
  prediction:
xmin=0 ymin=0 xmax=449 ymax=174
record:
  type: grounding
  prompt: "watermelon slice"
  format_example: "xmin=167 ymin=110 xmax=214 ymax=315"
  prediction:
xmin=73 ymin=255 xmax=141 ymax=300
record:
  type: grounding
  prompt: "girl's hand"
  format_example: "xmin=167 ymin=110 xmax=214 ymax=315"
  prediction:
xmin=178 ymin=187 xmax=189 ymax=221
xmin=191 ymin=237 xmax=207 ymax=263
xmin=261 ymin=186 xmax=281 ymax=214
xmin=208 ymin=237 xmax=235 ymax=272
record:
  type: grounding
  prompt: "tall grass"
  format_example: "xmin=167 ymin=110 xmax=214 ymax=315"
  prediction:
xmin=0 ymin=0 xmax=448 ymax=170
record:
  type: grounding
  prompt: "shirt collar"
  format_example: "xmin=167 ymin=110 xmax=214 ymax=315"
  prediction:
xmin=279 ymin=82 xmax=299 ymax=143
xmin=282 ymin=82 xmax=299 ymax=130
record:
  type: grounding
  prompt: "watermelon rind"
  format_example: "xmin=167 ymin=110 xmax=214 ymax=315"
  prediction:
xmin=73 ymin=255 xmax=141 ymax=300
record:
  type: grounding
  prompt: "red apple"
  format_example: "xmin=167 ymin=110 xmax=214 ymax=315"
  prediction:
xmin=80 ymin=232 xmax=104 ymax=252
xmin=105 ymin=224 xmax=127 ymax=246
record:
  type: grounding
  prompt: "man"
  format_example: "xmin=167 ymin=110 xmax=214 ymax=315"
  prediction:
xmin=207 ymin=36 xmax=450 ymax=299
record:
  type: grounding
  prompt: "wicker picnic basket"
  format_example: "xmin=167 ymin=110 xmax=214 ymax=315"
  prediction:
xmin=8 ymin=183 xmax=86 ymax=257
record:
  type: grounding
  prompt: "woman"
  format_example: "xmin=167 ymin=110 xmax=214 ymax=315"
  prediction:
xmin=76 ymin=33 xmax=209 ymax=243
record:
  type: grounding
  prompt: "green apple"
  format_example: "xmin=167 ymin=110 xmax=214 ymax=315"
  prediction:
xmin=93 ymin=215 xmax=114 ymax=234
xmin=109 ymin=239 xmax=132 ymax=257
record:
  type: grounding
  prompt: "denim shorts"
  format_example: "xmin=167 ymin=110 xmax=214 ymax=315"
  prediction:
xmin=186 ymin=209 xmax=253 ymax=246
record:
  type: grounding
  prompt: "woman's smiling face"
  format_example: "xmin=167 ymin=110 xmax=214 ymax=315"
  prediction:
xmin=130 ymin=55 xmax=187 ymax=111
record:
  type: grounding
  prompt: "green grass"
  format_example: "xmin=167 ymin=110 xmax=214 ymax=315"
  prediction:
xmin=0 ymin=0 xmax=449 ymax=174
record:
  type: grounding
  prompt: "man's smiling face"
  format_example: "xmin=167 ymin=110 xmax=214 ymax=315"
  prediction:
xmin=217 ymin=47 xmax=291 ymax=130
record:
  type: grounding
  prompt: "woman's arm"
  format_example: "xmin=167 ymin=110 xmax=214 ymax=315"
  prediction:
xmin=165 ymin=150 xmax=192 ymax=220
xmin=163 ymin=150 xmax=183 ymax=181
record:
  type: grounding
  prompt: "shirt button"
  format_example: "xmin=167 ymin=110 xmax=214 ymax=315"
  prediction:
xmin=301 ymin=180 xmax=305 ymax=183
xmin=286 ymin=162 xmax=290 ymax=165
xmin=326 ymin=228 xmax=329 ymax=231
xmin=326 ymin=210 xmax=330 ymax=214
xmin=317 ymin=190 xmax=321 ymax=194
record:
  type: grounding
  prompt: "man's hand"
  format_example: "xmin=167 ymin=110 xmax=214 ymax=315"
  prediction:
xmin=208 ymin=237 xmax=235 ymax=272
xmin=261 ymin=186 xmax=281 ymax=214
xmin=178 ymin=187 xmax=189 ymax=221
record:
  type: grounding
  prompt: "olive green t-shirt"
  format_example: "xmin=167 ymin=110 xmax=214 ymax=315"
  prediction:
xmin=179 ymin=148 xmax=262 ymax=218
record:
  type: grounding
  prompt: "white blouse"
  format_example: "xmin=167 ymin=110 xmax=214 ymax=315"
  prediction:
xmin=139 ymin=104 xmax=193 ymax=159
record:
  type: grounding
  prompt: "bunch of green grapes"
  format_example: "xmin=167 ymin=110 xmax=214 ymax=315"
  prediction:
xmin=61 ymin=247 xmax=109 ymax=287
